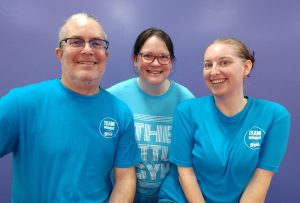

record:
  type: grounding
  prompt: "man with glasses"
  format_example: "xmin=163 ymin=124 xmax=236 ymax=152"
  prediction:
xmin=0 ymin=13 xmax=140 ymax=203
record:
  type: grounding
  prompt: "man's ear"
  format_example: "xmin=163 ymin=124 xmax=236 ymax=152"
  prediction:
xmin=104 ymin=50 xmax=109 ymax=59
xmin=55 ymin=48 xmax=62 ymax=60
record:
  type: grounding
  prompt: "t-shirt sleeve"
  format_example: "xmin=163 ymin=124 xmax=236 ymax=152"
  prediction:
xmin=182 ymin=88 xmax=195 ymax=100
xmin=0 ymin=90 xmax=20 ymax=157
xmin=169 ymin=104 xmax=194 ymax=167
xmin=113 ymin=108 xmax=141 ymax=168
xmin=258 ymin=105 xmax=291 ymax=172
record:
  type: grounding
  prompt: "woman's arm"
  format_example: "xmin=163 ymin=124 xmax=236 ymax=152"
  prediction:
xmin=109 ymin=167 xmax=136 ymax=203
xmin=177 ymin=166 xmax=205 ymax=203
xmin=240 ymin=168 xmax=274 ymax=203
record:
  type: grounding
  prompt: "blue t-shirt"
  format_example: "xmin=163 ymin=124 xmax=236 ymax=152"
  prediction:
xmin=159 ymin=96 xmax=290 ymax=203
xmin=107 ymin=78 xmax=194 ymax=203
xmin=0 ymin=79 xmax=141 ymax=203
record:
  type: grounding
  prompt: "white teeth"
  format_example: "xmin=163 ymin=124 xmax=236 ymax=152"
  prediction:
xmin=148 ymin=70 xmax=162 ymax=74
xmin=78 ymin=61 xmax=95 ymax=65
xmin=211 ymin=79 xmax=225 ymax=84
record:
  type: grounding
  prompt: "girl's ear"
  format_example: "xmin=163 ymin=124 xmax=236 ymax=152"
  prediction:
xmin=132 ymin=54 xmax=138 ymax=67
xmin=243 ymin=59 xmax=253 ymax=77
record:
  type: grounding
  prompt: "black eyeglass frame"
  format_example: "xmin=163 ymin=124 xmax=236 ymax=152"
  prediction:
xmin=59 ymin=37 xmax=109 ymax=50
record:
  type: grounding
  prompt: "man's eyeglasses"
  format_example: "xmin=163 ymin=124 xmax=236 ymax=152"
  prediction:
xmin=138 ymin=52 xmax=172 ymax=65
xmin=59 ymin=38 xmax=109 ymax=50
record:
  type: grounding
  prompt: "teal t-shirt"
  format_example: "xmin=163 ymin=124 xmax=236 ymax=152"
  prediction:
xmin=0 ymin=79 xmax=141 ymax=203
xmin=107 ymin=78 xmax=194 ymax=202
xmin=159 ymin=96 xmax=290 ymax=203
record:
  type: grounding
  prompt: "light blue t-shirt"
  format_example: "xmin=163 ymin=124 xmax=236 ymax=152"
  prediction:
xmin=159 ymin=96 xmax=290 ymax=203
xmin=107 ymin=78 xmax=194 ymax=203
xmin=0 ymin=79 xmax=141 ymax=203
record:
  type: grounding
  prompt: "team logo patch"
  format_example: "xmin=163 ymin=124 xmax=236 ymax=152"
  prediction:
xmin=244 ymin=126 xmax=265 ymax=150
xmin=99 ymin=117 xmax=119 ymax=138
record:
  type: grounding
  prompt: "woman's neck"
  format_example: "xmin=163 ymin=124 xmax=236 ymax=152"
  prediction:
xmin=137 ymin=77 xmax=170 ymax=96
xmin=214 ymin=95 xmax=247 ymax=116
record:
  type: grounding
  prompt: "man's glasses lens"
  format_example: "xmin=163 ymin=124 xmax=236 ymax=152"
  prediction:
xmin=60 ymin=38 xmax=109 ymax=50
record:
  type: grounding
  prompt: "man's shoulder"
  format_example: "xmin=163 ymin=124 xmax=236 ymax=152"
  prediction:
xmin=0 ymin=79 xmax=58 ymax=112
xmin=8 ymin=79 xmax=57 ymax=96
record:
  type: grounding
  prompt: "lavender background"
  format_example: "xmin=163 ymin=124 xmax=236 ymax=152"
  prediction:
xmin=1 ymin=0 xmax=299 ymax=202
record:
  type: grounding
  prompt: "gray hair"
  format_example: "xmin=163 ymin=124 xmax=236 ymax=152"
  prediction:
xmin=57 ymin=13 xmax=107 ymax=46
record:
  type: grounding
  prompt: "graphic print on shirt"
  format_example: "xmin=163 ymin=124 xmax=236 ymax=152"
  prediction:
xmin=244 ymin=126 xmax=265 ymax=150
xmin=134 ymin=113 xmax=172 ymax=189
xmin=99 ymin=117 xmax=119 ymax=138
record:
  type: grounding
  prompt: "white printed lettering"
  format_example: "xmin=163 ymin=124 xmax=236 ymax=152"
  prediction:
xmin=146 ymin=164 xmax=160 ymax=180
xmin=136 ymin=164 xmax=146 ymax=180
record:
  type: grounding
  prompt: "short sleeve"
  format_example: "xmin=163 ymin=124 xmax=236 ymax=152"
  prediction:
xmin=0 ymin=90 xmax=20 ymax=157
xmin=113 ymin=109 xmax=141 ymax=168
xmin=169 ymin=104 xmax=194 ymax=167
xmin=258 ymin=106 xmax=291 ymax=172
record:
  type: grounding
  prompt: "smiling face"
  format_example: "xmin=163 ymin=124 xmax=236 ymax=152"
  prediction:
xmin=55 ymin=15 xmax=108 ymax=95
xmin=133 ymin=36 xmax=173 ymax=87
xmin=203 ymin=43 xmax=252 ymax=99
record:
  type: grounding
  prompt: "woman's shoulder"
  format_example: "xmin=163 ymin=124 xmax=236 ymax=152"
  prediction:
xmin=178 ymin=96 xmax=211 ymax=108
xmin=170 ymin=80 xmax=195 ymax=98
xmin=107 ymin=78 xmax=136 ymax=92
xmin=171 ymin=81 xmax=191 ymax=91
xmin=250 ymin=97 xmax=290 ymax=117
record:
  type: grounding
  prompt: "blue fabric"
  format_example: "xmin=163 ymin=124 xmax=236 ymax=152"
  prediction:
xmin=159 ymin=96 xmax=290 ymax=203
xmin=0 ymin=79 xmax=141 ymax=203
xmin=107 ymin=78 xmax=194 ymax=203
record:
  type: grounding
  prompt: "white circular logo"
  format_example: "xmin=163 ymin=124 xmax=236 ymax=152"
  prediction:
xmin=244 ymin=126 xmax=265 ymax=150
xmin=99 ymin=117 xmax=119 ymax=138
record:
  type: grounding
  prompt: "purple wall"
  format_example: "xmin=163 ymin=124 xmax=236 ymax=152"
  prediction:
xmin=1 ymin=1 xmax=299 ymax=202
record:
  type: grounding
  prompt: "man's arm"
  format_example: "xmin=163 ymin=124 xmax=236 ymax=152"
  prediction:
xmin=240 ymin=168 xmax=274 ymax=203
xmin=177 ymin=166 xmax=205 ymax=203
xmin=109 ymin=167 xmax=136 ymax=203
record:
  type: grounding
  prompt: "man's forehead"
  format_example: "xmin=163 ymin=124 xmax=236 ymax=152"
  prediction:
xmin=68 ymin=16 xmax=96 ymax=27
xmin=61 ymin=16 xmax=106 ymax=40
xmin=68 ymin=19 xmax=102 ymax=32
